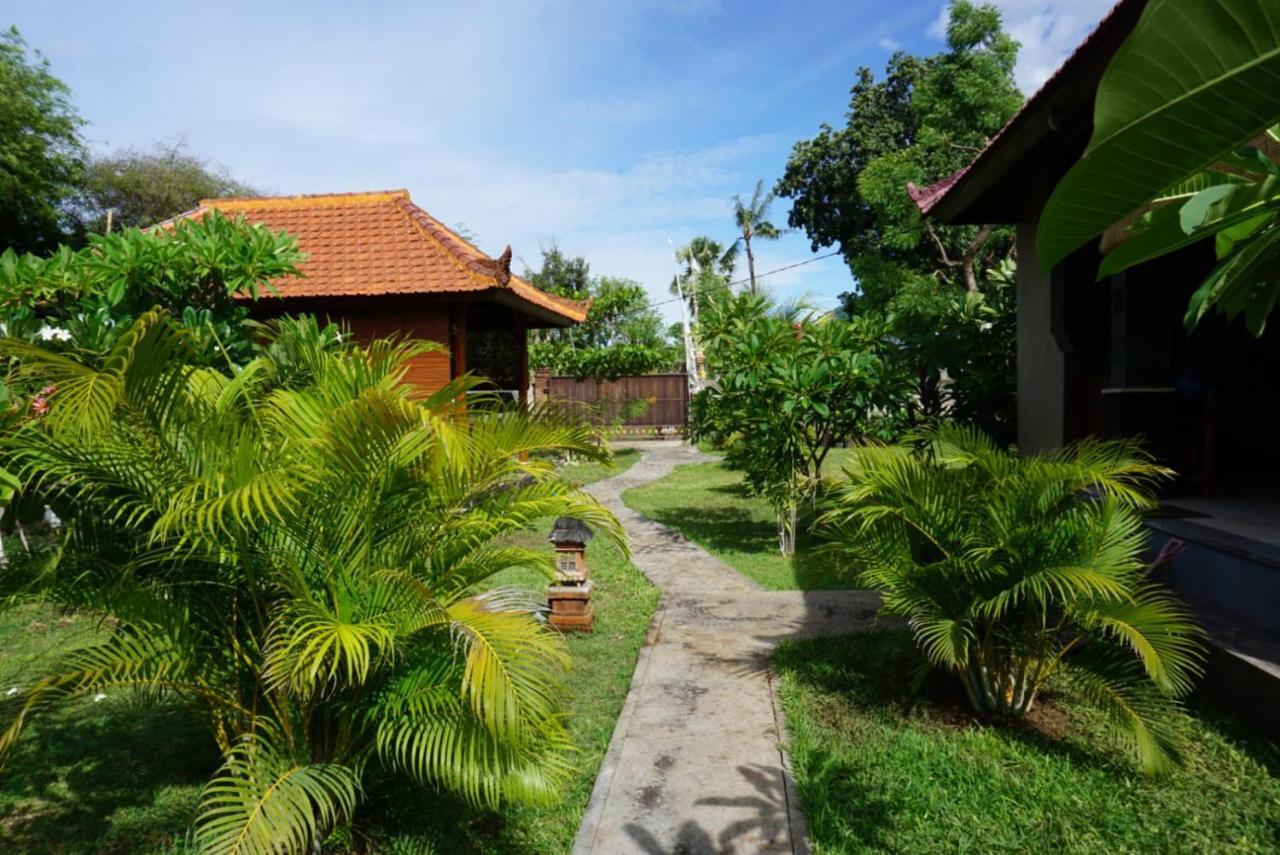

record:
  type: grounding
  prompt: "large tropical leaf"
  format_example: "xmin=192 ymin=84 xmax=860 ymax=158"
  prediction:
xmin=1185 ymin=220 xmax=1280 ymax=334
xmin=1036 ymin=0 xmax=1280 ymax=271
xmin=1098 ymin=173 xmax=1280 ymax=278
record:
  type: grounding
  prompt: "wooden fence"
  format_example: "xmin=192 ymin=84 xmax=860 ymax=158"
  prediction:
xmin=536 ymin=371 xmax=688 ymax=433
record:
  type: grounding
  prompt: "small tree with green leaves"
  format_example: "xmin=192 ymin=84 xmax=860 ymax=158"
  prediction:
xmin=0 ymin=211 xmax=302 ymax=365
xmin=694 ymin=290 xmax=905 ymax=555
xmin=820 ymin=424 xmax=1204 ymax=774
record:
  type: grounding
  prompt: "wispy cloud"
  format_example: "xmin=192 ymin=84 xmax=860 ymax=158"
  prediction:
xmin=16 ymin=0 xmax=884 ymax=322
xmin=990 ymin=0 xmax=1117 ymax=93
xmin=927 ymin=1 xmax=1116 ymax=93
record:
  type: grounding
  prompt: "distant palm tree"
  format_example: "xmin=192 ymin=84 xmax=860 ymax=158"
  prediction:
xmin=729 ymin=180 xmax=783 ymax=294
xmin=670 ymin=236 xmax=737 ymax=312
xmin=679 ymin=235 xmax=737 ymax=280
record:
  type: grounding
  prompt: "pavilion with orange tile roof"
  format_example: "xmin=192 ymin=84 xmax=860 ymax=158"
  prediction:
xmin=173 ymin=189 xmax=588 ymax=399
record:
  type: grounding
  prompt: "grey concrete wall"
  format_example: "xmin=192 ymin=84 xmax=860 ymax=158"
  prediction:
xmin=1015 ymin=209 xmax=1065 ymax=453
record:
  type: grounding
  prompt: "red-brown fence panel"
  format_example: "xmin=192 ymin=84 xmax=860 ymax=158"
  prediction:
xmin=536 ymin=372 xmax=688 ymax=433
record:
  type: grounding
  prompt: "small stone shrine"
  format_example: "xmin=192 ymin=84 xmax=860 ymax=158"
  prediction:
xmin=547 ymin=516 xmax=594 ymax=632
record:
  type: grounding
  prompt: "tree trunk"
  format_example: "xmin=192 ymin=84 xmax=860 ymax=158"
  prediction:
xmin=745 ymin=236 xmax=757 ymax=294
xmin=776 ymin=502 xmax=797 ymax=557
xmin=959 ymin=651 xmax=1039 ymax=717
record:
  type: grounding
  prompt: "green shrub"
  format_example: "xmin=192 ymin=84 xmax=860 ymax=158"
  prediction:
xmin=819 ymin=424 xmax=1204 ymax=773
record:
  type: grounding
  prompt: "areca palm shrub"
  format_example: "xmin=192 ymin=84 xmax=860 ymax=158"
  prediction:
xmin=819 ymin=425 xmax=1204 ymax=774
xmin=0 ymin=311 xmax=622 ymax=853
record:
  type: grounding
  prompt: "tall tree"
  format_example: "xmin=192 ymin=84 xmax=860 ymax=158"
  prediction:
xmin=523 ymin=243 xmax=591 ymax=297
xmin=0 ymin=28 xmax=85 ymax=254
xmin=525 ymin=248 xmax=677 ymax=380
xmin=776 ymin=0 xmax=1022 ymax=440
xmin=728 ymin=180 xmax=782 ymax=293
xmin=72 ymin=140 xmax=257 ymax=234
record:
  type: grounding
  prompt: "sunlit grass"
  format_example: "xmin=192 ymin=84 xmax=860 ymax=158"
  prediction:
xmin=777 ymin=630 xmax=1280 ymax=854
xmin=622 ymin=455 xmax=855 ymax=590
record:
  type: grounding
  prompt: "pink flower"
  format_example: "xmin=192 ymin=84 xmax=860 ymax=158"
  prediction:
xmin=31 ymin=397 xmax=48 ymax=416
xmin=39 ymin=385 xmax=57 ymax=397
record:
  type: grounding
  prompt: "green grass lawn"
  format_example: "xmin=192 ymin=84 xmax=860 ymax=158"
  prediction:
xmin=0 ymin=448 xmax=656 ymax=854
xmin=776 ymin=630 xmax=1280 ymax=854
xmin=556 ymin=446 xmax=640 ymax=487
xmin=621 ymin=453 xmax=855 ymax=590
xmin=0 ymin=606 xmax=216 ymax=854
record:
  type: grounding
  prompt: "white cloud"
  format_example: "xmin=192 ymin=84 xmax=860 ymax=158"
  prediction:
xmin=927 ymin=1 xmax=1116 ymax=93
xmin=927 ymin=4 xmax=950 ymax=39
xmin=878 ymin=36 xmax=900 ymax=51
xmin=992 ymin=0 xmax=1117 ymax=93
xmin=18 ymin=0 xmax=857 ymax=325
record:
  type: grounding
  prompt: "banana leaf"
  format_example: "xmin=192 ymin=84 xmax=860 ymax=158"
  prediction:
xmin=1036 ymin=0 xmax=1280 ymax=271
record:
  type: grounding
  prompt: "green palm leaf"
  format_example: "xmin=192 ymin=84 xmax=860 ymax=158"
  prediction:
xmin=820 ymin=424 xmax=1201 ymax=773
xmin=195 ymin=727 xmax=359 ymax=855
xmin=2 ymin=313 xmax=624 ymax=844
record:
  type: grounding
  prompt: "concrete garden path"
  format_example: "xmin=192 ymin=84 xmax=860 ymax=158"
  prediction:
xmin=572 ymin=441 xmax=881 ymax=855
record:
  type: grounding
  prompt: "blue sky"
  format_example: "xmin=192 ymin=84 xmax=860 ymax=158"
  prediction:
xmin=13 ymin=0 xmax=1114 ymax=322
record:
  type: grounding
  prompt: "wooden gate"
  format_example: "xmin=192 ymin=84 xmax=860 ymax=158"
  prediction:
xmin=537 ymin=372 xmax=688 ymax=434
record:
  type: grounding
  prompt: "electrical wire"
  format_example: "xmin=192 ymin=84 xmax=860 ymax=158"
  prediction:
xmin=647 ymin=249 xmax=843 ymax=311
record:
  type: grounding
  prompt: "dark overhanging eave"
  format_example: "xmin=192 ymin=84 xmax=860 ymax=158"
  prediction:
xmin=926 ymin=0 xmax=1146 ymax=227
xmin=490 ymin=289 xmax=583 ymax=329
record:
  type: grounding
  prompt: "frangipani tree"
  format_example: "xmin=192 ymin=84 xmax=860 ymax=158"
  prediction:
xmin=693 ymin=291 xmax=904 ymax=554
xmin=0 ymin=311 xmax=622 ymax=853
xmin=0 ymin=210 xmax=303 ymax=363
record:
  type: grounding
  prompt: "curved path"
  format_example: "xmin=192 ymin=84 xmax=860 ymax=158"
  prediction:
xmin=572 ymin=442 xmax=881 ymax=855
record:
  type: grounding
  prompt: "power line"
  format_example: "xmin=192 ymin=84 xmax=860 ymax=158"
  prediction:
xmin=648 ymin=249 xmax=843 ymax=312
xmin=656 ymin=215 xmax=995 ymax=312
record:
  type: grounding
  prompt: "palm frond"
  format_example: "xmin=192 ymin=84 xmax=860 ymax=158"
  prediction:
xmin=195 ymin=726 xmax=360 ymax=855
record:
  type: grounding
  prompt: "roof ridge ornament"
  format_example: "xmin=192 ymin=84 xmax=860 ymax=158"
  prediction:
xmin=495 ymin=245 xmax=513 ymax=286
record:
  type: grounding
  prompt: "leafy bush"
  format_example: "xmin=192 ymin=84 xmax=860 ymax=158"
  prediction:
xmin=0 ymin=211 xmax=302 ymax=365
xmin=692 ymin=290 xmax=906 ymax=554
xmin=0 ymin=311 xmax=621 ymax=853
xmin=819 ymin=424 xmax=1204 ymax=773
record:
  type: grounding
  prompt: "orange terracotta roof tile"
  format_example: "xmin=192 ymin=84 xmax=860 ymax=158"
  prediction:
xmin=171 ymin=189 xmax=588 ymax=325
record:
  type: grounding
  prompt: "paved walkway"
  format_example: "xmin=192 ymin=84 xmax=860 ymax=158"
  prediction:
xmin=572 ymin=442 xmax=881 ymax=855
